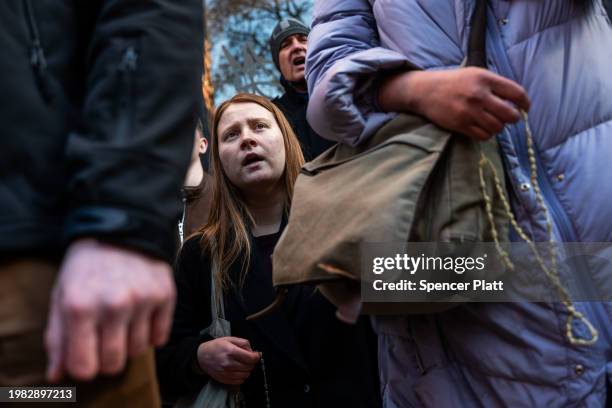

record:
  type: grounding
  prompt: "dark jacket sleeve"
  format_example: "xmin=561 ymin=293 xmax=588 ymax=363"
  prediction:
xmin=156 ymin=237 xmax=214 ymax=400
xmin=63 ymin=0 xmax=204 ymax=263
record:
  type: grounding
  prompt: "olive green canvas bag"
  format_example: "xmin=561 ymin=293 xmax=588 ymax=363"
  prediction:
xmin=270 ymin=109 xmax=509 ymax=313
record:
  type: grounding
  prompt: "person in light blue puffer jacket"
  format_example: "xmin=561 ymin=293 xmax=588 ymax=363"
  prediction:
xmin=306 ymin=1 xmax=612 ymax=406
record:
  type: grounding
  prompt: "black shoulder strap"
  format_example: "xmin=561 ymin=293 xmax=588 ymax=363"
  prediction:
xmin=467 ymin=0 xmax=488 ymax=68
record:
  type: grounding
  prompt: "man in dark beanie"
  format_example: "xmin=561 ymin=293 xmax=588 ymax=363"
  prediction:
xmin=269 ymin=18 xmax=334 ymax=161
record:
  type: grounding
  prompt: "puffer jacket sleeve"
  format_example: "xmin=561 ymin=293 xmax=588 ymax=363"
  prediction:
xmin=306 ymin=0 xmax=417 ymax=146
xmin=63 ymin=0 xmax=203 ymax=263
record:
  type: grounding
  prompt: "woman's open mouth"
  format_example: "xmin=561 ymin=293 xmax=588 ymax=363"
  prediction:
xmin=242 ymin=152 xmax=265 ymax=167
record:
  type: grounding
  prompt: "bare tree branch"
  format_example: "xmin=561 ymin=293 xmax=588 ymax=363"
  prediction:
xmin=207 ymin=0 xmax=312 ymax=102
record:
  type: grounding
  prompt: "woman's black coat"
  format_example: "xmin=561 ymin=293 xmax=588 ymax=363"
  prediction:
xmin=156 ymin=234 xmax=381 ymax=408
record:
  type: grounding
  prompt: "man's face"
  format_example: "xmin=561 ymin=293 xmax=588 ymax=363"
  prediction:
xmin=278 ymin=34 xmax=308 ymax=83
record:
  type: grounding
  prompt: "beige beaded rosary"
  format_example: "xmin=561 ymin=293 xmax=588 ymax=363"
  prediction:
xmin=478 ymin=111 xmax=598 ymax=346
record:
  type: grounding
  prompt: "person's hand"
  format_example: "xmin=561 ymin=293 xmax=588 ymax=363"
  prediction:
xmin=196 ymin=337 xmax=261 ymax=385
xmin=45 ymin=238 xmax=176 ymax=382
xmin=378 ymin=67 xmax=531 ymax=140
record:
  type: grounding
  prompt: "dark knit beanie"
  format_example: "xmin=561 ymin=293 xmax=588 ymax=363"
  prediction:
xmin=269 ymin=18 xmax=310 ymax=70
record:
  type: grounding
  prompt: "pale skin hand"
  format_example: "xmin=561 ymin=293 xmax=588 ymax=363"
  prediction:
xmin=378 ymin=67 xmax=531 ymax=140
xmin=197 ymin=337 xmax=261 ymax=385
xmin=45 ymin=238 xmax=176 ymax=382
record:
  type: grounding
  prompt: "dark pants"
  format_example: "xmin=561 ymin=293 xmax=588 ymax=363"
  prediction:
xmin=0 ymin=259 xmax=161 ymax=407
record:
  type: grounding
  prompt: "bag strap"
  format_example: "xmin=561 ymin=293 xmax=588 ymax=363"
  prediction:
xmin=467 ymin=0 xmax=487 ymax=68
xmin=210 ymin=241 xmax=226 ymax=320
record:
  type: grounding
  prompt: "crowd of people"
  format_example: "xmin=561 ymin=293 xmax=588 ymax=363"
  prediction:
xmin=1 ymin=0 xmax=611 ymax=407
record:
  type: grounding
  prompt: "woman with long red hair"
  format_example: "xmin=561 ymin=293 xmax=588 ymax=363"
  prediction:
xmin=157 ymin=93 xmax=380 ymax=407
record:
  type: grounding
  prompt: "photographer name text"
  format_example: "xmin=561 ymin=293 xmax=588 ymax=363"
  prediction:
xmin=372 ymin=279 xmax=504 ymax=292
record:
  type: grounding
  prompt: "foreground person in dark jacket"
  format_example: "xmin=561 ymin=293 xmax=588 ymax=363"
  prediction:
xmin=269 ymin=18 xmax=335 ymax=161
xmin=0 ymin=1 xmax=203 ymax=406
xmin=156 ymin=93 xmax=381 ymax=407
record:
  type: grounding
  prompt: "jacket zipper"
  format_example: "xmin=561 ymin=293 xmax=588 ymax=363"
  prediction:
xmin=485 ymin=6 xmax=611 ymax=345
xmin=485 ymin=7 xmax=578 ymax=243
xmin=23 ymin=0 xmax=52 ymax=102
xmin=178 ymin=195 xmax=187 ymax=244
xmin=116 ymin=46 xmax=138 ymax=142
